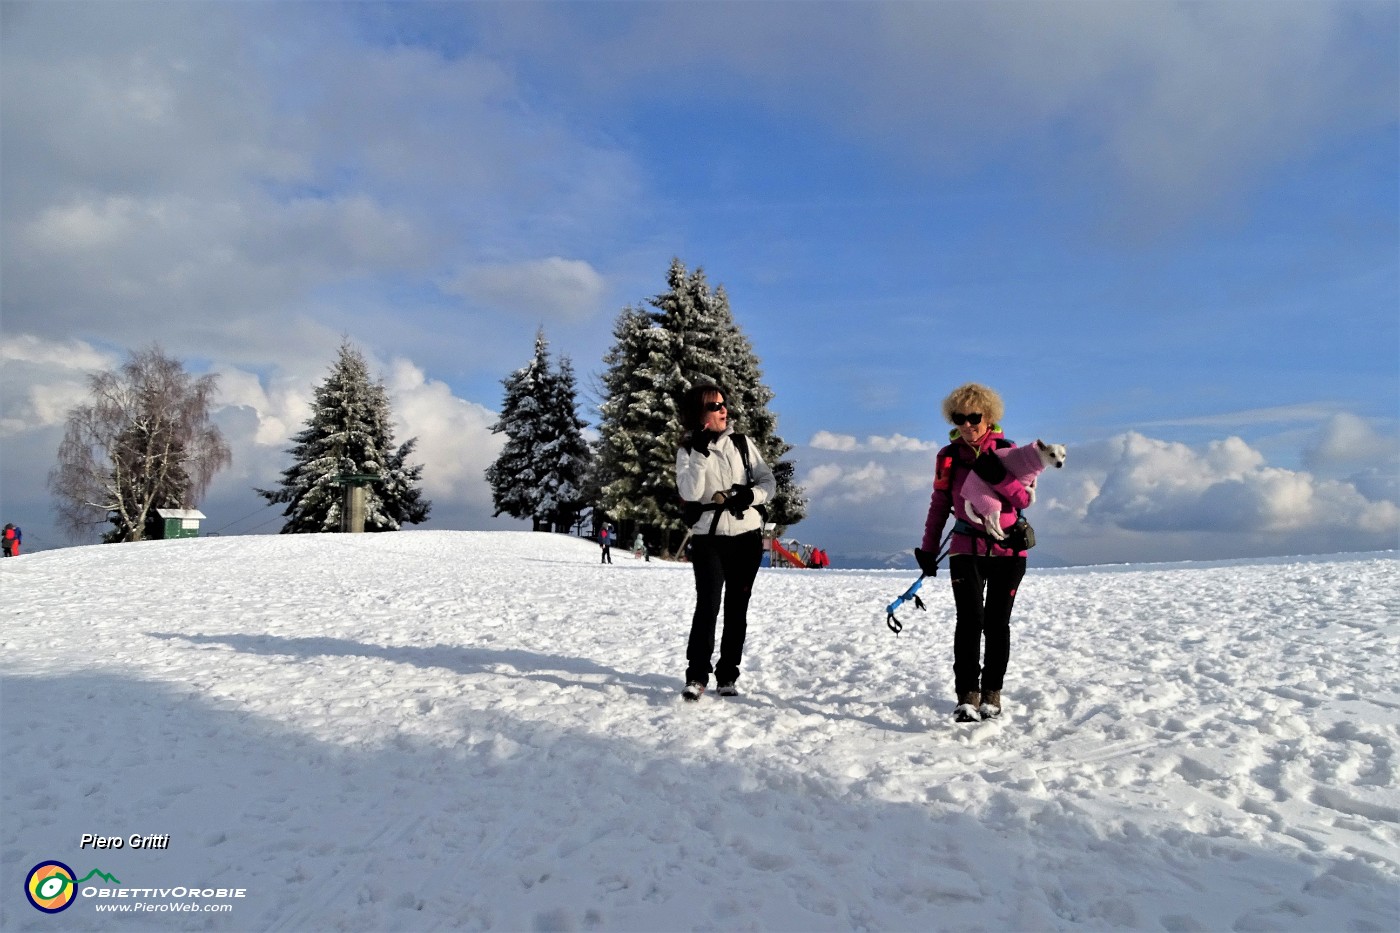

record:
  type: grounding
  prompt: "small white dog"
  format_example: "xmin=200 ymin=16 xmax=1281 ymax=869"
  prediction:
xmin=963 ymin=439 xmax=1067 ymax=540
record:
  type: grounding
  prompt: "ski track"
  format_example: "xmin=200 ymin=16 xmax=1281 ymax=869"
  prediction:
xmin=2 ymin=532 xmax=1397 ymax=931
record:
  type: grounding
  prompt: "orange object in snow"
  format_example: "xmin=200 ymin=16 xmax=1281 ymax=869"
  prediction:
xmin=769 ymin=539 xmax=807 ymax=568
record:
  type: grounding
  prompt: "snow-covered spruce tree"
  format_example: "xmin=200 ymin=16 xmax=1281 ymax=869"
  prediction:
xmin=485 ymin=336 xmax=547 ymax=527
xmin=594 ymin=259 xmax=806 ymax=554
xmin=537 ymin=355 xmax=593 ymax=532
xmin=594 ymin=306 xmax=681 ymax=548
xmin=258 ymin=341 xmax=430 ymax=533
xmin=660 ymin=262 xmax=806 ymax=529
xmin=486 ymin=330 xmax=592 ymax=532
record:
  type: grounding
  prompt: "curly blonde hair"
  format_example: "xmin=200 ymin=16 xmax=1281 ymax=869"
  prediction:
xmin=941 ymin=383 xmax=1004 ymax=426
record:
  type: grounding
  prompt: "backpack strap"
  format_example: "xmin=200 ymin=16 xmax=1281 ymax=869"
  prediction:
xmin=730 ymin=434 xmax=771 ymax=524
xmin=732 ymin=433 xmax=753 ymax=483
xmin=682 ymin=433 xmax=766 ymax=536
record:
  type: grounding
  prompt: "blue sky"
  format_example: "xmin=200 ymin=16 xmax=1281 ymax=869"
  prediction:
xmin=2 ymin=0 xmax=1396 ymax=565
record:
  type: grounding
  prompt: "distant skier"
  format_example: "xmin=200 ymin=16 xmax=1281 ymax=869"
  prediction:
xmin=599 ymin=524 xmax=613 ymax=564
xmin=2 ymin=523 xmax=18 ymax=557
xmin=914 ymin=383 xmax=1035 ymax=723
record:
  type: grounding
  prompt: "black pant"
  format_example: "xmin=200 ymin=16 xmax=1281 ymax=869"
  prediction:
xmin=686 ymin=531 xmax=763 ymax=686
xmin=949 ymin=554 xmax=1026 ymax=697
xmin=600 ymin=543 xmax=611 ymax=564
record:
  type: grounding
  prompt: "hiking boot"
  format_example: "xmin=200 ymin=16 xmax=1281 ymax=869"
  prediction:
xmin=716 ymin=682 xmax=739 ymax=697
xmin=681 ymin=682 xmax=705 ymax=702
xmin=978 ymin=690 xmax=1002 ymax=720
xmin=954 ymin=691 xmax=982 ymax=722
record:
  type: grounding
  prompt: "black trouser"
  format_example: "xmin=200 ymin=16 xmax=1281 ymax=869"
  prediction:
xmin=686 ymin=531 xmax=763 ymax=686
xmin=949 ymin=554 xmax=1026 ymax=697
xmin=600 ymin=543 xmax=611 ymax=564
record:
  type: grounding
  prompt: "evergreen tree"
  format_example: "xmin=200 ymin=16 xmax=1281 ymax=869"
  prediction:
xmin=258 ymin=341 xmax=431 ymax=532
xmin=486 ymin=336 xmax=548 ymax=527
xmin=595 ymin=306 xmax=679 ymax=544
xmin=537 ymin=355 xmax=592 ymax=531
xmin=486 ymin=330 xmax=592 ymax=532
xmin=595 ymin=259 xmax=806 ymax=553
xmin=669 ymin=268 xmax=807 ymax=529
xmin=716 ymin=289 xmax=806 ymax=529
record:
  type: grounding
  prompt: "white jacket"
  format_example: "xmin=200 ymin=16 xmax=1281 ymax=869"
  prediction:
xmin=675 ymin=429 xmax=777 ymax=537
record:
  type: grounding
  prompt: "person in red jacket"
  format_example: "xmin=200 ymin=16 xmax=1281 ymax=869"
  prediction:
xmin=914 ymin=383 xmax=1033 ymax=722
xmin=2 ymin=523 xmax=18 ymax=557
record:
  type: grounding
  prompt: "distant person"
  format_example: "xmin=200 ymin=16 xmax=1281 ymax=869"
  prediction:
xmin=633 ymin=532 xmax=648 ymax=561
xmin=599 ymin=524 xmax=613 ymax=564
xmin=2 ymin=523 xmax=18 ymax=557
xmin=676 ymin=382 xmax=776 ymax=701
xmin=915 ymin=383 xmax=1034 ymax=723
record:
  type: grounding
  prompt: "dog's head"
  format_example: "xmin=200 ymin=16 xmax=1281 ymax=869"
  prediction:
xmin=1034 ymin=439 xmax=1067 ymax=468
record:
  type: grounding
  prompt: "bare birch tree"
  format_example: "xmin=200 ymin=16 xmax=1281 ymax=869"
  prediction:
xmin=49 ymin=345 xmax=232 ymax=543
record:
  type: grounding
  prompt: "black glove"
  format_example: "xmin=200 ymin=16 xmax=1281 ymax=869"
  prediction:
xmin=725 ymin=485 xmax=754 ymax=516
xmin=971 ymin=450 xmax=1008 ymax=485
xmin=914 ymin=547 xmax=940 ymax=576
xmin=681 ymin=501 xmax=705 ymax=526
xmin=686 ymin=429 xmax=721 ymax=457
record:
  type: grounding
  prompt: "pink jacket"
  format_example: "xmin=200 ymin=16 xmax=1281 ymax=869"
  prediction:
xmin=921 ymin=429 xmax=1033 ymax=558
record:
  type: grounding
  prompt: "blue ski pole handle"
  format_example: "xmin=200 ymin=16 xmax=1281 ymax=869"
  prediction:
xmin=885 ymin=576 xmax=924 ymax=616
xmin=886 ymin=575 xmax=927 ymax=634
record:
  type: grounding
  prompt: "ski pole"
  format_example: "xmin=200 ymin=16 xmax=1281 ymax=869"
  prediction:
xmin=885 ymin=529 xmax=953 ymax=634
xmin=885 ymin=575 xmax=927 ymax=634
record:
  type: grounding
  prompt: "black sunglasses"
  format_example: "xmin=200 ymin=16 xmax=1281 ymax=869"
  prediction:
xmin=951 ymin=412 xmax=983 ymax=426
xmin=703 ymin=401 xmax=728 ymax=412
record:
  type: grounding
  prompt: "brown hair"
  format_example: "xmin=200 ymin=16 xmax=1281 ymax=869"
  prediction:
xmin=680 ymin=382 xmax=726 ymax=433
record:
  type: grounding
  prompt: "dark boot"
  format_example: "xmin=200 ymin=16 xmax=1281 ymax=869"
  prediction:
xmin=954 ymin=691 xmax=981 ymax=722
xmin=979 ymin=690 xmax=1002 ymax=720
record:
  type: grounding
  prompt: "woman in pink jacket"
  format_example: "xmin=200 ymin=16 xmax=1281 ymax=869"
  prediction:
xmin=915 ymin=383 xmax=1033 ymax=722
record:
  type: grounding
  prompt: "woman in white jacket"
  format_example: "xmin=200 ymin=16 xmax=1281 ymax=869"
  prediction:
xmin=675 ymin=383 xmax=777 ymax=701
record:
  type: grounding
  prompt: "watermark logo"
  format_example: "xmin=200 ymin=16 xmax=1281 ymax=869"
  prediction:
xmin=25 ymin=861 xmax=77 ymax=914
xmin=24 ymin=861 xmax=120 ymax=913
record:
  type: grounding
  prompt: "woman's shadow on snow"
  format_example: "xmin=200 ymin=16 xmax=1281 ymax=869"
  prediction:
xmin=144 ymin=631 xmax=927 ymax=731
xmin=145 ymin=631 xmax=681 ymax=705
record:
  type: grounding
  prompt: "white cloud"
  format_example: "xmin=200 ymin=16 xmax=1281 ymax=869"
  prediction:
xmin=210 ymin=366 xmax=312 ymax=448
xmin=444 ymin=258 xmax=608 ymax=321
xmin=0 ymin=335 xmax=118 ymax=436
xmin=791 ymin=424 xmax=1400 ymax=564
xmin=801 ymin=463 xmax=845 ymax=496
xmin=809 ymin=431 xmax=937 ymax=453
xmin=1303 ymin=412 xmax=1399 ymax=471
xmin=388 ymin=359 xmax=502 ymax=506
xmin=867 ymin=433 xmax=939 ymax=453
xmin=1 ymin=4 xmax=640 ymax=372
xmin=800 ymin=460 xmax=892 ymax=506
xmin=810 ymin=431 xmax=857 ymax=452
xmin=13 ymin=191 xmax=430 ymax=356
xmin=0 ymin=334 xmax=112 ymax=371
xmin=1080 ymin=432 xmax=1399 ymax=538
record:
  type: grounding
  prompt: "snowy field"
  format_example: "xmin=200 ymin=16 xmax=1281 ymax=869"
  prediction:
xmin=3 ymin=531 xmax=1397 ymax=932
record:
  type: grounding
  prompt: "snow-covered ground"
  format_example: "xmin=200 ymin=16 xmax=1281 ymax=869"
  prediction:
xmin=3 ymin=531 xmax=1397 ymax=932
